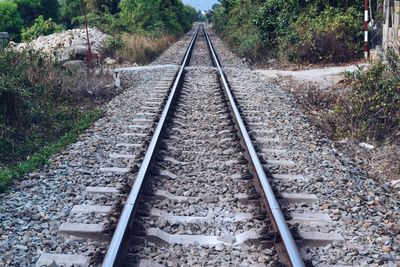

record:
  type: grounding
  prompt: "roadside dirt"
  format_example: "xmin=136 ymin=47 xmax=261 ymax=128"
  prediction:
xmin=256 ymin=65 xmax=400 ymax=191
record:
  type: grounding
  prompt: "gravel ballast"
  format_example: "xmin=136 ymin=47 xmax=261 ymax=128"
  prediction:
xmin=125 ymin=58 xmax=278 ymax=265
xmin=209 ymin=28 xmax=399 ymax=266
xmin=0 ymin=31 xmax=195 ymax=266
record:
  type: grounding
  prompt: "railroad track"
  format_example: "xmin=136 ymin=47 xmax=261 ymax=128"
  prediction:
xmin=103 ymin=25 xmax=303 ymax=266
xmin=36 ymin=25 xmax=346 ymax=267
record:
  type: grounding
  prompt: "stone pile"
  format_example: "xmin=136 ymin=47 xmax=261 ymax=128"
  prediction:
xmin=15 ymin=28 xmax=110 ymax=62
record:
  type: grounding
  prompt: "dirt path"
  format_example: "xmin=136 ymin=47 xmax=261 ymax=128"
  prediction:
xmin=255 ymin=64 xmax=367 ymax=89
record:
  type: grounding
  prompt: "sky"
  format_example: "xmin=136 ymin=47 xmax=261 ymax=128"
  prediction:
xmin=182 ymin=0 xmax=219 ymax=11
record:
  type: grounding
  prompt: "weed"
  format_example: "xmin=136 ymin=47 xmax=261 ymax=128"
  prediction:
xmin=21 ymin=15 xmax=64 ymax=42
xmin=0 ymin=109 xmax=103 ymax=191
xmin=333 ymin=61 xmax=400 ymax=141
xmin=0 ymin=48 xmax=110 ymax=174
xmin=104 ymin=33 xmax=176 ymax=64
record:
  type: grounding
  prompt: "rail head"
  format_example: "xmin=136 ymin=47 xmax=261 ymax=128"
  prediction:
xmin=203 ymin=27 xmax=305 ymax=267
xmin=101 ymin=27 xmax=200 ymax=267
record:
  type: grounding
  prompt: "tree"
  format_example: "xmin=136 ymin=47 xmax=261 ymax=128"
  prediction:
xmin=59 ymin=0 xmax=83 ymax=28
xmin=92 ymin=0 xmax=120 ymax=14
xmin=0 ymin=1 xmax=24 ymax=41
xmin=15 ymin=0 xmax=60 ymax=26
xmin=119 ymin=0 xmax=163 ymax=33
xmin=197 ymin=11 xmax=206 ymax=22
xmin=21 ymin=16 xmax=64 ymax=42
xmin=119 ymin=0 xmax=196 ymax=35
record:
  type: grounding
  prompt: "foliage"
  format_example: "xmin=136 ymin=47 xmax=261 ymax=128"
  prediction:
xmin=0 ymin=109 xmax=103 ymax=191
xmin=0 ymin=48 xmax=107 ymax=170
xmin=21 ymin=16 xmax=64 ymax=42
xmin=294 ymin=7 xmax=362 ymax=63
xmin=59 ymin=0 xmax=83 ymax=28
xmin=0 ymin=0 xmax=59 ymax=41
xmin=332 ymin=55 xmax=400 ymax=141
xmin=291 ymin=53 xmax=399 ymax=143
xmin=196 ymin=11 xmax=206 ymax=22
xmin=2 ymin=0 xmax=195 ymax=41
xmin=59 ymin=0 xmax=120 ymax=29
xmin=91 ymin=0 xmax=120 ymax=14
xmin=102 ymin=36 xmax=124 ymax=58
xmin=58 ymin=0 xmax=196 ymax=36
xmin=103 ymin=33 xmax=176 ymax=64
xmin=254 ymin=0 xmax=298 ymax=47
xmin=72 ymin=10 xmax=124 ymax=33
xmin=211 ymin=0 xmax=264 ymax=60
xmin=119 ymin=0 xmax=197 ymax=36
xmin=0 ymin=1 xmax=24 ymax=41
xmin=15 ymin=0 xmax=60 ymax=26
xmin=210 ymin=0 xmax=364 ymax=63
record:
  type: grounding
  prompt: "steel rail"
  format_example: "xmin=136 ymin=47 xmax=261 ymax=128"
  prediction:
xmin=204 ymin=28 xmax=305 ymax=267
xmin=102 ymin=27 xmax=199 ymax=267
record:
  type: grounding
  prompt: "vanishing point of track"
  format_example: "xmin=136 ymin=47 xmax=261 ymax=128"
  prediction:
xmin=102 ymin=25 xmax=304 ymax=267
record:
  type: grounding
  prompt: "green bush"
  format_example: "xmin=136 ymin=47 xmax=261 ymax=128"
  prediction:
xmin=332 ymin=54 xmax=400 ymax=141
xmin=59 ymin=0 xmax=82 ymax=28
xmin=0 ymin=1 xmax=24 ymax=41
xmin=0 ymin=48 xmax=102 ymax=167
xmin=21 ymin=15 xmax=64 ymax=41
xmin=102 ymin=35 xmax=124 ymax=58
xmin=72 ymin=10 xmax=124 ymax=33
xmin=294 ymin=7 xmax=362 ymax=63
xmin=15 ymin=0 xmax=60 ymax=27
xmin=60 ymin=0 xmax=121 ymax=28
xmin=254 ymin=0 xmax=299 ymax=48
xmin=119 ymin=0 xmax=196 ymax=36
xmin=211 ymin=0 xmax=363 ymax=63
xmin=212 ymin=0 xmax=265 ymax=61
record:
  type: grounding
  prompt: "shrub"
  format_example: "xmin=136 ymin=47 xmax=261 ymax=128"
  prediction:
xmin=103 ymin=36 xmax=124 ymax=59
xmin=0 ymin=1 xmax=24 ymax=41
xmin=0 ymin=48 xmax=110 ymax=166
xmin=0 ymin=49 xmax=55 ymax=125
xmin=119 ymin=0 xmax=196 ymax=36
xmin=59 ymin=0 xmax=82 ymax=28
xmin=296 ymin=31 xmax=357 ymax=63
xmin=211 ymin=1 xmax=363 ymax=64
xmin=212 ymin=0 xmax=265 ymax=61
xmin=294 ymin=7 xmax=362 ymax=63
xmin=15 ymin=0 xmax=60 ymax=27
xmin=105 ymin=33 xmax=176 ymax=64
xmin=21 ymin=15 xmax=64 ymax=42
xmin=71 ymin=10 xmax=125 ymax=34
xmin=254 ymin=0 xmax=299 ymax=48
xmin=0 ymin=49 xmax=60 ymax=163
xmin=332 ymin=55 xmax=400 ymax=141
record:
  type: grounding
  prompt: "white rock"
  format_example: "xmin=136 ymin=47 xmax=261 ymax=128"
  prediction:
xmin=390 ymin=179 xmax=400 ymax=189
xmin=104 ymin=57 xmax=117 ymax=65
xmin=359 ymin=142 xmax=375 ymax=150
xmin=63 ymin=60 xmax=85 ymax=69
xmin=214 ymin=243 xmax=225 ymax=251
xmin=94 ymin=68 xmax=102 ymax=76
xmin=69 ymin=45 xmax=87 ymax=59
xmin=13 ymin=27 xmax=110 ymax=61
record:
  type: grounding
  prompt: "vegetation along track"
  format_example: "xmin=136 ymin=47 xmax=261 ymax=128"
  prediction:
xmin=102 ymin=25 xmax=304 ymax=266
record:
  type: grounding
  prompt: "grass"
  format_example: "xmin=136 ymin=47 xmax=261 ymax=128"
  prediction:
xmin=104 ymin=33 xmax=176 ymax=65
xmin=0 ymin=109 xmax=103 ymax=191
xmin=275 ymin=60 xmax=400 ymax=185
